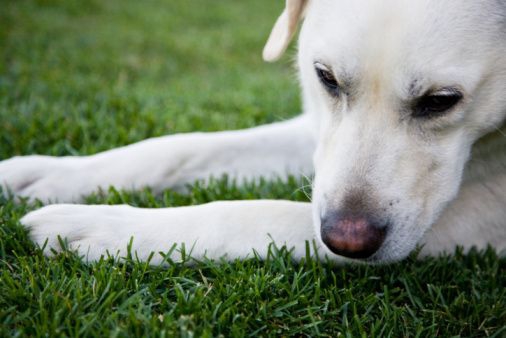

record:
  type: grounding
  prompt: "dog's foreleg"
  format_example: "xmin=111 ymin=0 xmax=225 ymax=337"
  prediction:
xmin=0 ymin=115 xmax=315 ymax=203
xmin=20 ymin=200 xmax=339 ymax=264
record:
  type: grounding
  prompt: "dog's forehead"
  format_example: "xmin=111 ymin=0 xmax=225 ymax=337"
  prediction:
xmin=304 ymin=0 xmax=504 ymax=45
xmin=301 ymin=0 xmax=505 ymax=89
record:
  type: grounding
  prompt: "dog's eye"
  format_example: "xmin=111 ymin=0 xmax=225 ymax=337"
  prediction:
xmin=413 ymin=88 xmax=463 ymax=118
xmin=315 ymin=63 xmax=340 ymax=95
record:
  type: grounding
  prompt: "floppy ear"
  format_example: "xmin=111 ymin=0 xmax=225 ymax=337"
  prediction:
xmin=262 ymin=0 xmax=309 ymax=62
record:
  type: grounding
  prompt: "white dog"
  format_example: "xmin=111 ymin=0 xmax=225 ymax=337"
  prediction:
xmin=1 ymin=0 xmax=505 ymax=264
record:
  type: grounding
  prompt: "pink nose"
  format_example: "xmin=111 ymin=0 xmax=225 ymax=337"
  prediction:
xmin=320 ymin=212 xmax=387 ymax=259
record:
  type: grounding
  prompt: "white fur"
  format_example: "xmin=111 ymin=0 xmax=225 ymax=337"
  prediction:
xmin=0 ymin=116 xmax=314 ymax=202
xmin=1 ymin=0 xmax=505 ymax=263
xmin=22 ymin=201 xmax=328 ymax=264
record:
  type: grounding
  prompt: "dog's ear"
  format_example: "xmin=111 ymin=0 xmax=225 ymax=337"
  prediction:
xmin=263 ymin=0 xmax=309 ymax=62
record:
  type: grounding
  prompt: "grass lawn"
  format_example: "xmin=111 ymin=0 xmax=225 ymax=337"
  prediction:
xmin=1 ymin=0 xmax=505 ymax=336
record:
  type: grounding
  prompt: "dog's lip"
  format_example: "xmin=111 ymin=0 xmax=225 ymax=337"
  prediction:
xmin=359 ymin=234 xmax=416 ymax=264
xmin=361 ymin=252 xmax=386 ymax=264
xmin=355 ymin=249 xmax=394 ymax=264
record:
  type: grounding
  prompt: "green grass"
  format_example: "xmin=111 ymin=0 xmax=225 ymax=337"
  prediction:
xmin=0 ymin=0 xmax=505 ymax=336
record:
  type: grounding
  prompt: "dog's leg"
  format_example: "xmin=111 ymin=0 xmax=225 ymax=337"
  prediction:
xmin=0 ymin=115 xmax=314 ymax=203
xmin=20 ymin=200 xmax=341 ymax=264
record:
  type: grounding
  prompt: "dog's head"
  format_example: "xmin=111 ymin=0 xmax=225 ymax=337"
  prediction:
xmin=265 ymin=0 xmax=506 ymax=262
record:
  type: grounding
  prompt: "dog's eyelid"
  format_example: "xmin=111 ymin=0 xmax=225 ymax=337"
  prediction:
xmin=429 ymin=86 xmax=463 ymax=97
xmin=313 ymin=61 xmax=331 ymax=71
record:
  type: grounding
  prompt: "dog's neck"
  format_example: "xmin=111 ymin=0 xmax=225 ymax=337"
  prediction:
xmin=464 ymin=121 xmax=506 ymax=183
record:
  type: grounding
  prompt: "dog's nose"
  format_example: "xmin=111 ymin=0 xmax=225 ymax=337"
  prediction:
xmin=320 ymin=212 xmax=387 ymax=259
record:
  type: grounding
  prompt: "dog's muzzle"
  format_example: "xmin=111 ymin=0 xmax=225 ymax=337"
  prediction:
xmin=320 ymin=211 xmax=388 ymax=259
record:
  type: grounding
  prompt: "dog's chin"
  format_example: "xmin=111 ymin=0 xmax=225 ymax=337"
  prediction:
xmin=365 ymin=233 xmax=423 ymax=264
xmin=361 ymin=248 xmax=409 ymax=265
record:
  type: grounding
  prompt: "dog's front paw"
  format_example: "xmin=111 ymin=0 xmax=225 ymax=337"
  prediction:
xmin=0 ymin=155 xmax=93 ymax=203
xmin=21 ymin=204 xmax=142 ymax=261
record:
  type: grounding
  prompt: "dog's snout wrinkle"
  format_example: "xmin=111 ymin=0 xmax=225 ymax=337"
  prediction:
xmin=321 ymin=211 xmax=387 ymax=259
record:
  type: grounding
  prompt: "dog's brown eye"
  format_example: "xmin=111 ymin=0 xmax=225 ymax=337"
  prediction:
xmin=413 ymin=88 xmax=463 ymax=118
xmin=315 ymin=63 xmax=340 ymax=95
